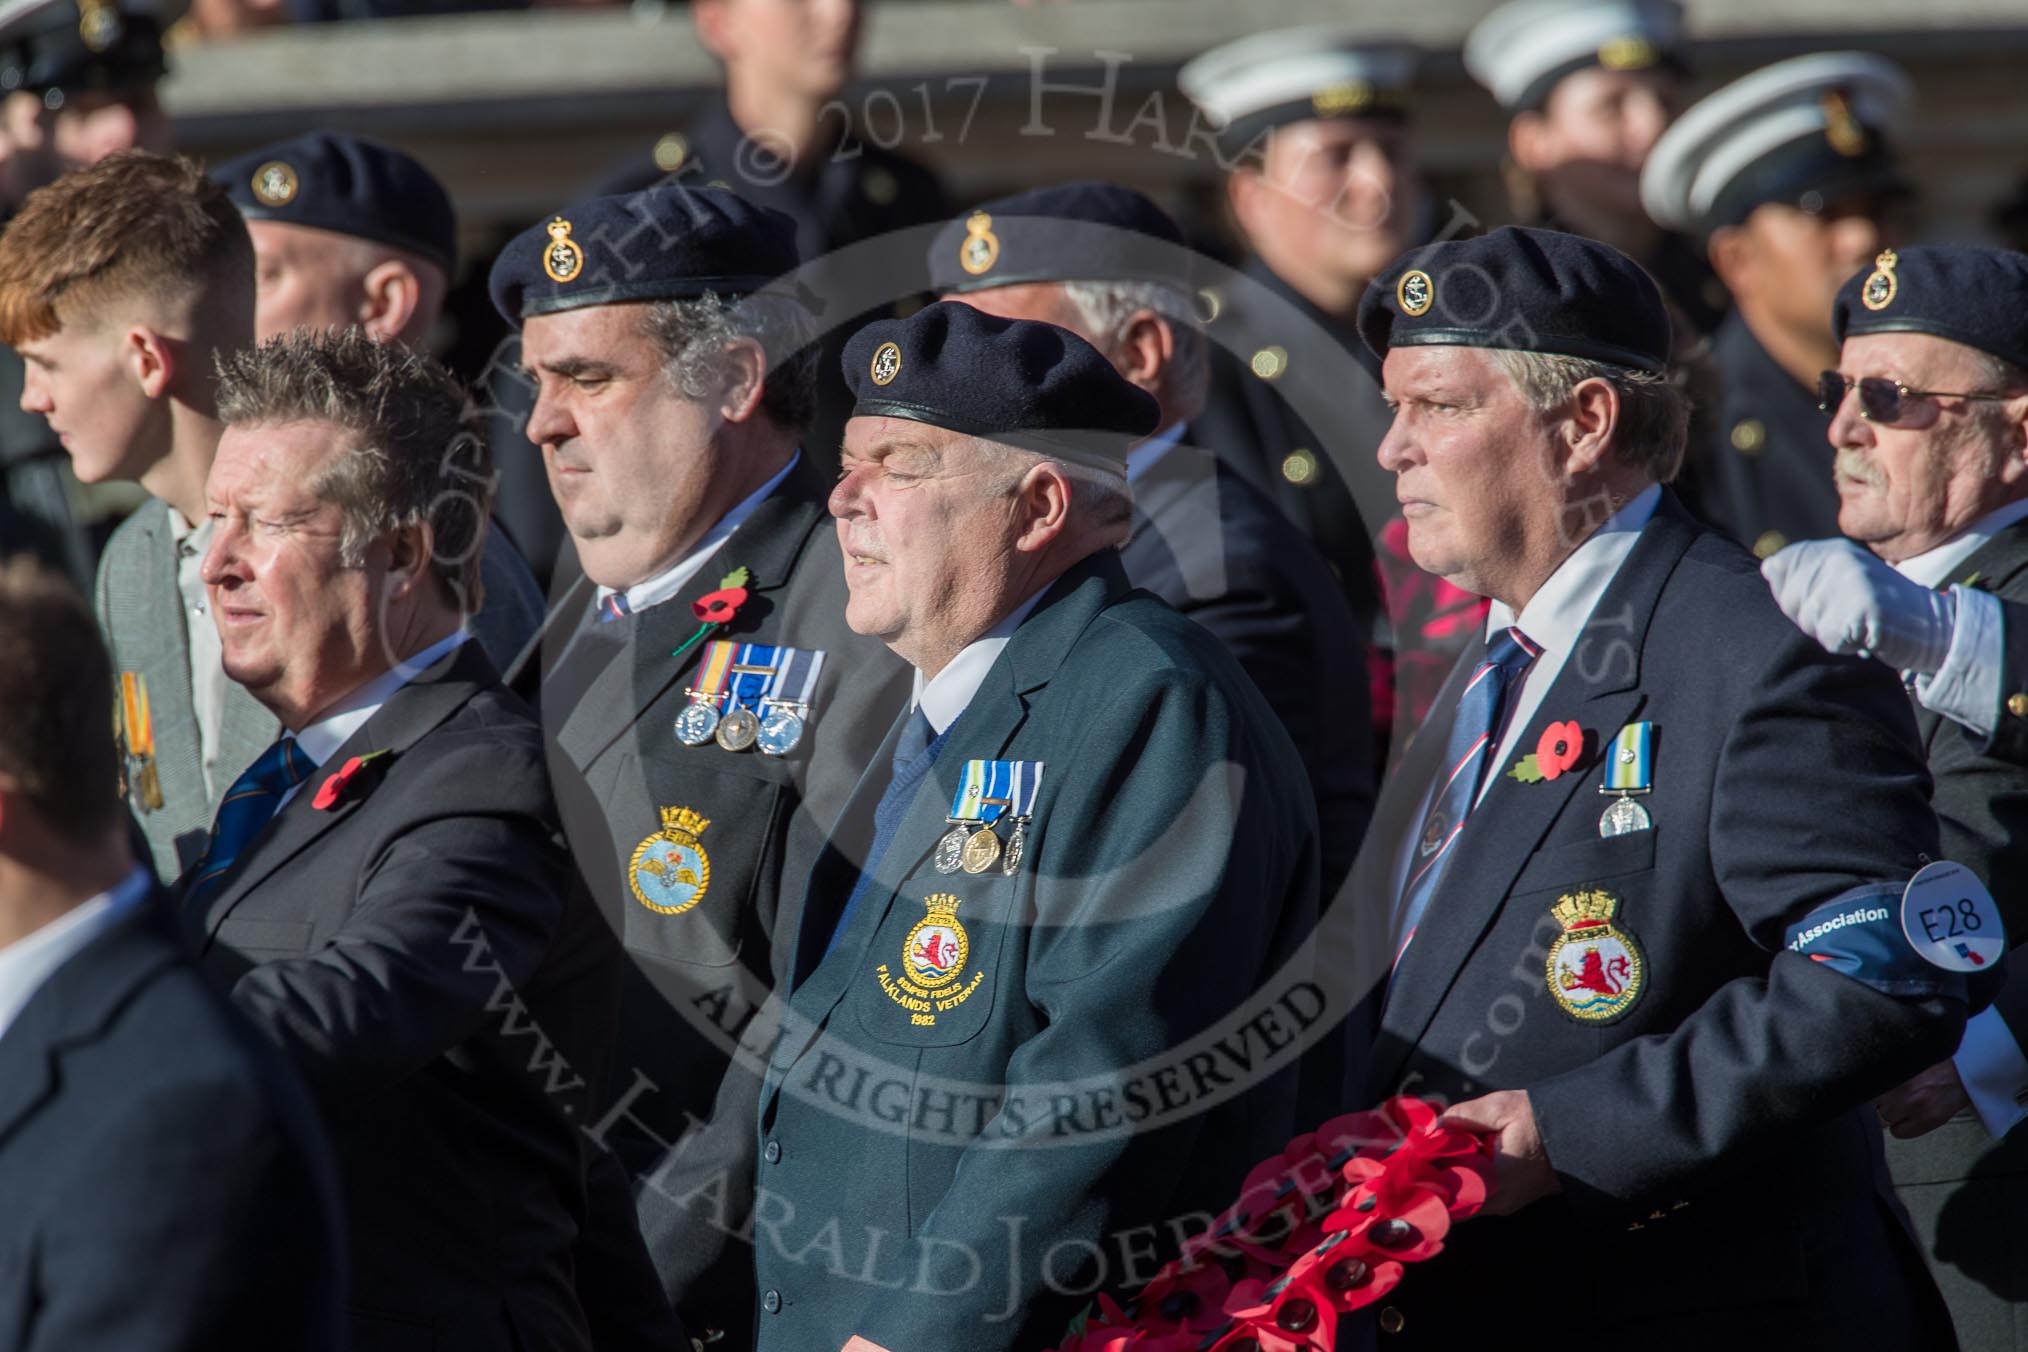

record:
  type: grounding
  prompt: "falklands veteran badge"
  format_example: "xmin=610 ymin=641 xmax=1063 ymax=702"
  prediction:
xmin=1545 ymin=889 xmax=1645 ymax=1022
xmin=628 ymin=806 xmax=713 ymax=915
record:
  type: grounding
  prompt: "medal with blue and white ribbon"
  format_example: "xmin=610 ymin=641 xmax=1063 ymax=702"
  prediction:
xmin=935 ymin=759 xmax=1045 ymax=874
xmin=1598 ymin=721 xmax=1654 ymax=837
xmin=714 ymin=643 xmax=781 ymax=752
xmin=674 ymin=641 xmax=738 ymax=746
xmin=756 ymin=647 xmax=826 ymax=757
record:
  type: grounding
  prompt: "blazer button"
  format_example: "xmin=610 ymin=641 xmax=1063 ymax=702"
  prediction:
xmin=2009 ymin=693 xmax=2028 ymax=718
xmin=762 ymin=1289 xmax=781 ymax=1314
xmin=764 ymin=1139 xmax=782 ymax=1164
xmin=1379 ymin=1307 xmax=1405 ymax=1334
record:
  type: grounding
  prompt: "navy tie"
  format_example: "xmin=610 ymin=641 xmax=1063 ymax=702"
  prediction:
xmin=184 ymin=737 xmax=317 ymax=907
xmin=823 ymin=707 xmax=946 ymax=961
xmin=1390 ymin=627 xmax=1540 ymax=964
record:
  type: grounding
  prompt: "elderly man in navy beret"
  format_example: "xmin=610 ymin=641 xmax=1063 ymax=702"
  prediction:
xmin=754 ymin=300 xmax=1319 ymax=1352
xmin=209 ymin=131 xmax=459 ymax=348
xmin=1339 ymin=224 xmax=1963 ymax=1347
xmin=1765 ymin=244 xmax=2028 ymax=1349
xmin=488 ymin=182 xmax=909 ymax=1348
xmin=927 ymin=181 xmax=1374 ymax=907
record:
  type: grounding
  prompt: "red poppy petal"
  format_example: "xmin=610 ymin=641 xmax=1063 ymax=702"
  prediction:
xmin=312 ymin=776 xmax=342 ymax=811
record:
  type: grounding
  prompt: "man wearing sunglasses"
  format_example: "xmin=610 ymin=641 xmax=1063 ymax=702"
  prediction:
xmin=1642 ymin=52 xmax=1915 ymax=559
xmin=1765 ymin=244 xmax=2028 ymax=1351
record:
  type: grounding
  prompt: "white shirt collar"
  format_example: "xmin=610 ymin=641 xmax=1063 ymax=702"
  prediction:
xmin=1125 ymin=422 xmax=1187 ymax=484
xmin=1485 ymin=484 xmax=1662 ymax=648
xmin=0 ymin=866 xmax=151 ymax=1044
xmin=911 ymin=585 xmax=1052 ymax=736
xmin=292 ymin=629 xmax=470 ymax=769
xmin=595 ymin=451 xmax=800 ymax=616
xmin=1892 ymin=496 xmax=2028 ymax=589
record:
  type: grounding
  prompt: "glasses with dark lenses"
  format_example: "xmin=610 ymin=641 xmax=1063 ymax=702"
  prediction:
xmin=1817 ymin=371 xmax=2019 ymax=424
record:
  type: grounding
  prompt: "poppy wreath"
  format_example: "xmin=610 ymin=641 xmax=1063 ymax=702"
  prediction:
xmin=1044 ymin=1097 xmax=1494 ymax=1351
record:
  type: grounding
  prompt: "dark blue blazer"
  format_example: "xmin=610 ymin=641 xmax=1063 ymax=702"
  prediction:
xmin=1334 ymin=494 xmax=1963 ymax=1348
xmin=0 ymin=894 xmax=346 ymax=1351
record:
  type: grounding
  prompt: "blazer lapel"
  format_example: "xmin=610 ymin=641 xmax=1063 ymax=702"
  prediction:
xmin=194 ymin=645 xmax=493 ymax=947
xmin=0 ymin=901 xmax=177 ymax=1147
xmin=1366 ymin=500 xmax=1698 ymax=1100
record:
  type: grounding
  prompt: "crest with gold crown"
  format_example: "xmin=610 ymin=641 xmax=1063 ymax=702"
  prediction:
xmin=1544 ymin=889 xmax=1645 ymax=1022
xmin=629 ymin=806 xmax=712 ymax=915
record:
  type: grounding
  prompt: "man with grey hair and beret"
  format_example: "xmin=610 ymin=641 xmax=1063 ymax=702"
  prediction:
xmin=489 ymin=181 xmax=909 ymax=1346
xmin=1644 ymin=51 xmax=1916 ymax=558
xmin=756 ymin=300 xmax=1318 ymax=1351
xmin=1765 ymin=243 xmax=2028 ymax=1348
xmin=926 ymin=180 xmax=1374 ymax=906
xmin=1338 ymin=223 xmax=1962 ymax=1347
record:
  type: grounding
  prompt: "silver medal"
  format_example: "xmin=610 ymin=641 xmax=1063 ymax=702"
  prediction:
xmin=756 ymin=703 xmax=807 ymax=757
xmin=674 ymin=698 xmax=720 ymax=746
xmin=934 ymin=823 xmax=969 ymax=874
xmin=1001 ymin=818 xmax=1026 ymax=875
xmin=1599 ymin=796 xmax=1652 ymax=838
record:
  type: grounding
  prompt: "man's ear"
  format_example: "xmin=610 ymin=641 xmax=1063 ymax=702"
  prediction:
xmin=124 ymin=325 xmax=176 ymax=401
xmin=359 ymin=259 xmax=423 ymax=344
xmin=1011 ymin=461 xmax=1073 ymax=554
xmin=381 ymin=519 xmax=438 ymax=601
xmin=1508 ymin=110 xmax=1551 ymax=177
xmin=1706 ymin=224 xmax=1749 ymax=293
xmin=1562 ymin=376 xmax=1622 ymax=475
xmin=1110 ymin=310 xmax=1174 ymax=397
xmin=717 ymin=337 xmax=769 ymax=425
xmin=692 ymin=0 xmax=735 ymax=62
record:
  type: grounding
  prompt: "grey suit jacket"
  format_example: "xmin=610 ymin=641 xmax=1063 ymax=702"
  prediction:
xmin=97 ymin=497 xmax=546 ymax=882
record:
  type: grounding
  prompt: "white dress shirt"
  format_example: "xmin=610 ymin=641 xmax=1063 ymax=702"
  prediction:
xmin=168 ymin=506 xmax=226 ymax=797
xmin=911 ymin=587 xmax=1051 ymax=736
xmin=1892 ymin=496 xmax=2028 ymax=1140
xmin=0 ymin=866 xmax=151 ymax=1044
xmin=594 ymin=452 xmax=800 ymax=617
xmin=277 ymin=629 xmax=470 ymax=810
xmin=1386 ymin=485 xmax=1661 ymax=910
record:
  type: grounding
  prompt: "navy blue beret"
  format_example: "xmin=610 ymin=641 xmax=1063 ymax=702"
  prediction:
xmin=489 ymin=185 xmax=800 ymax=327
xmin=1359 ymin=225 xmax=1671 ymax=373
xmin=1834 ymin=246 xmax=2028 ymax=371
xmin=928 ymin=182 xmax=1192 ymax=296
xmin=843 ymin=301 xmax=1159 ymax=468
xmin=210 ymin=133 xmax=457 ymax=276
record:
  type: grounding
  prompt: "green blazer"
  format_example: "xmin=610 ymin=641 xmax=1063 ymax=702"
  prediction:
xmin=754 ymin=549 xmax=1322 ymax=1352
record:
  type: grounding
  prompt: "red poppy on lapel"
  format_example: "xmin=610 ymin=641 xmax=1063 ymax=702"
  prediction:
xmin=1508 ymin=719 xmax=1586 ymax=784
xmin=673 ymin=566 xmax=754 ymax=663
xmin=312 ymin=749 xmax=394 ymax=811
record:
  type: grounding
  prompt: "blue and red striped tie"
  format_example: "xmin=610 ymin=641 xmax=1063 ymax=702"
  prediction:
xmin=599 ymin=593 xmax=632 ymax=623
xmin=1391 ymin=626 xmax=1540 ymax=966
